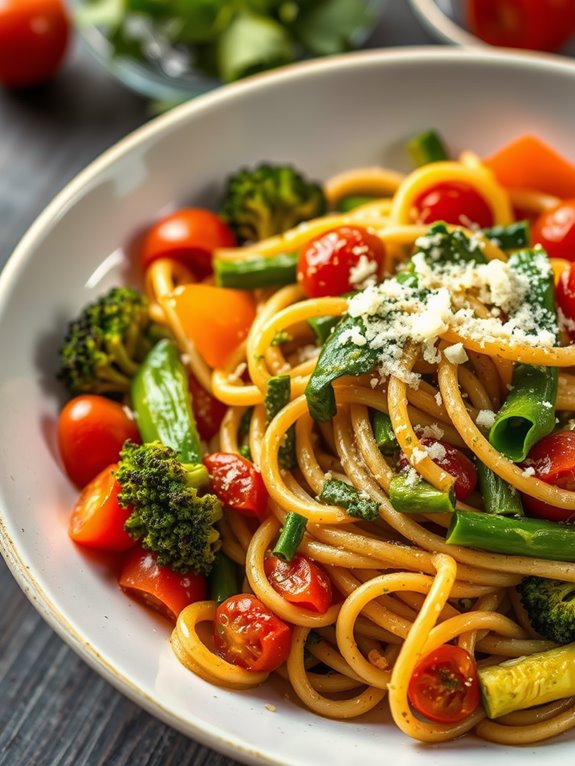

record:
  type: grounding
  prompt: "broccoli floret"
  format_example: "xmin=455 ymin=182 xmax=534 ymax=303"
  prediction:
xmin=517 ymin=575 xmax=575 ymax=644
xmin=220 ymin=163 xmax=327 ymax=243
xmin=58 ymin=287 xmax=166 ymax=396
xmin=115 ymin=440 xmax=222 ymax=576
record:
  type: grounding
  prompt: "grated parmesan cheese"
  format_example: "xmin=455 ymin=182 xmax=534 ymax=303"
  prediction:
xmin=443 ymin=343 xmax=469 ymax=365
xmin=475 ymin=409 xmax=496 ymax=429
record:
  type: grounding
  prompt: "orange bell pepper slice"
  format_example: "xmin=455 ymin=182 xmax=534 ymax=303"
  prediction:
xmin=171 ymin=284 xmax=256 ymax=369
xmin=483 ymin=134 xmax=575 ymax=199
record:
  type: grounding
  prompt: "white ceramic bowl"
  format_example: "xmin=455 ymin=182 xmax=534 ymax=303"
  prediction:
xmin=2 ymin=48 xmax=575 ymax=766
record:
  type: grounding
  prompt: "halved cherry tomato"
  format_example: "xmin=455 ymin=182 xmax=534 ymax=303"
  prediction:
xmin=213 ymin=594 xmax=292 ymax=672
xmin=297 ymin=225 xmax=385 ymax=298
xmin=0 ymin=0 xmax=70 ymax=88
xmin=467 ymin=0 xmax=575 ymax=52
xmin=58 ymin=395 xmax=140 ymax=489
xmin=171 ymin=284 xmax=256 ymax=369
xmin=532 ymin=200 xmax=575 ymax=262
xmin=140 ymin=208 xmax=235 ymax=279
xmin=188 ymin=373 xmax=227 ymax=441
xmin=520 ymin=432 xmax=575 ymax=522
xmin=408 ymin=644 xmax=480 ymax=724
xmin=69 ymin=464 xmax=135 ymax=552
xmin=399 ymin=438 xmax=477 ymax=501
xmin=264 ymin=554 xmax=332 ymax=614
xmin=203 ymin=452 xmax=268 ymax=521
xmin=556 ymin=263 xmax=575 ymax=337
xmin=118 ymin=547 xmax=207 ymax=621
xmin=413 ymin=181 xmax=494 ymax=228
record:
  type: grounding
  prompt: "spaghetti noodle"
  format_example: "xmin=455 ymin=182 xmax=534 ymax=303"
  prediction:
xmin=69 ymin=133 xmax=575 ymax=745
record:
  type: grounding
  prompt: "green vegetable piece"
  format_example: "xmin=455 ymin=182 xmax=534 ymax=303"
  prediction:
xmin=517 ymin=576 xmax=575 ymax=644
xmin=489 ymin=248 xmax=558 ymax=462
xmin=481 ymin=221 xmax=529 ymax=250
xmin=265 ymin=374 xmax=296 ymax=469
xmin=478 ymin=643 xmax=575 ymax=719
xmin=305 ymin=315 xmax=379 ymax=421
xmin=273 ymin=512 xmax=308 ymax=562
xmin=209 ymin=550 xmax=239 ymax=604
xmin=446 ymin=510 xmax=575 ymax=561
xmin=370 ymin=410 xmax=398 ymax=455
xmin=335 ymin=195 xmax=378 ymax=213
xmin=217 ymin=11 xmax=294 ymax=83
xmin=489 ymin=365 xmax=558 ymax=463
xmin=415 ymin=222 xmax=488 ymax=265
xmin=407 ymin=129 xmax=449 ymax=167
xmin=319 ymin=479 xmax=379 ymax=521
xmin=57 ymin=286 xmax=167 ymax=397
xmin=271 ymin=330 xmax=293 ymax=347
xmin=389 ymin=471 xmax=456 ymax=514
xmin=220 ymin=163 xmax=326 ymax=244
xmin=214 ymin=252 xmax=297 ymax=289
xmin=291 ymin=0 xmax=375 ymax=56
xmin=307 ymin=315 xmax=340 ymax=346
xmin=132 ymin=338 xmax=204 ymax=465
xmin=476 ymin=461 xmax=524 ymax=516
xmin=117 ymin=440 xmax=222 ymax=575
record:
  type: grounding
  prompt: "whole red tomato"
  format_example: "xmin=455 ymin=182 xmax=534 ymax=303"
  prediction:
xmin=0 ymin=0 xmax=70 ymax=88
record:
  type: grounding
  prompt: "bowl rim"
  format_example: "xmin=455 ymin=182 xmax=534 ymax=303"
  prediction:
xmin=408 ymin=0 xmax=483 ymax=46
xmin=3 ymin=45 xmax=575 ymax=764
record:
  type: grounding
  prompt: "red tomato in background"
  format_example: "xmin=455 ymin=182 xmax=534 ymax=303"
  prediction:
xmin=297 ymin=225 xmax=385 ymax=298
xmin=468 ymin=0 xmax=575 ymax=52
xmin=408 ymin=644 xmax=480 ymax=724
xmin=264 ymin=554 xmax=333 ymax=614
xmin=399 ymin=438 xmax=477 ymax=501
xmin=0 ymin=0 xmax=70 ymax=88
xmin=119 ymin=548 xmax=207 ymax=621
xmin=413 ymin=182 xmax=494 ymax=228
xmin=520 ymin=431 xmax=575 ymax=522
xmin=213 ymin=594 xmax=292 ymax=672
xmin=69 ymin=464 xmax=135 ymax=552
xmin=532 ymin=200 xmax=575 ymax=262
xmin=203 ymin=452 xmax=268 ymax=520
xmin=556 ymin=263 xmax=575 ymax=337
xmin=58 ymin=395 xmax=141 ymax=488
xmin=140 ymin=208 xmax=236 ymax=279
xmin=188 ymin=374 xmax=227 ymax=441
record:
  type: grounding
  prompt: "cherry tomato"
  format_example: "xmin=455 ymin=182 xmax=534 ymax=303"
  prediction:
xmin=520 ymin=432 xmax=575 ymax=522
xmin=468 ymin=0 xmax=575 ymax=52
xmin=140 ymin=208 xmax=236 ymax=279
xmin=69 ymin=464 xmax=135 ymax=552
xmin=171 ymin=284 xmax=256 ymax=369
xmin=58 ymin=395 xmax=140 ymax=489
xmin=556 ymin=263 xmax=575 ymax=338
xmin=264 ymin=554 xmax=332 ymax=614
xmin=213 ymin=594 xmax=292 ymax=672
xmin=188 ymin=374 xmax=227 ymax=442
xmin=532 ymin=200 xmax=575 ymax=262
xmin=399 ymin=438 xmax=477 ymax=501
xmin=413 ymin=181 xmax=494 ymax=228
xmin=0 ymin=0 xmax=70 ymax=88
xmin=408 ymin=644 xmax=480 ymax=724
xmin=297 ymin=225 xmax=385 ymax=298
xmin=203 ymin=452 xmax=268 ymax=521
xmin=118 ymin=547 xmax=207 ymax=621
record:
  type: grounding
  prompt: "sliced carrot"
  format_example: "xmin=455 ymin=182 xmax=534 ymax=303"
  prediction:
xmin=171 ymin=284 xmax=256 ymax=369
xmin=483 ymin=135 xmax=575 ymax=199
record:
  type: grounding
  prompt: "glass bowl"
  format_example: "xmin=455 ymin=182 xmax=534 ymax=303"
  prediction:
xmin=70 ymin=0 xmax=387 ymax=102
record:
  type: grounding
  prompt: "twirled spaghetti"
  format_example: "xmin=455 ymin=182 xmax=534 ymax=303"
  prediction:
xmin=64 ymin=132 xmax=575 ymax=746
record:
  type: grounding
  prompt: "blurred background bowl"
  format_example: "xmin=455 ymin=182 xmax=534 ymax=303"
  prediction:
xmin=409 ymin=0 xmax=575 ymax=55
xmin=70 ymin=0 xmax=388 ymax=102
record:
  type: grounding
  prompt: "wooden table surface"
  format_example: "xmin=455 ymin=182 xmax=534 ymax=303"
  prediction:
xmin=0 ymin=6 xmax=433 ymax=765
